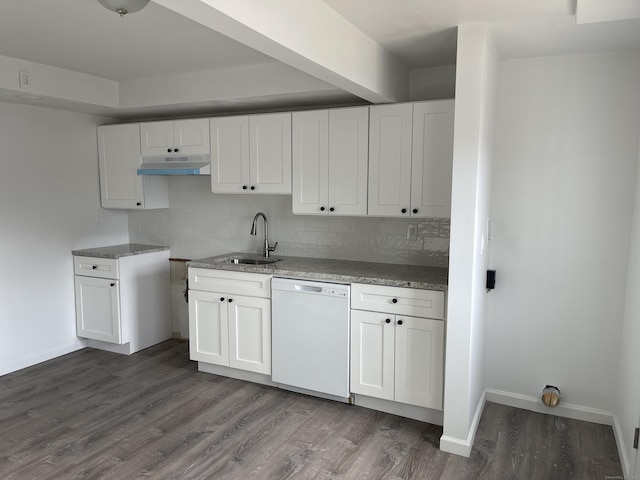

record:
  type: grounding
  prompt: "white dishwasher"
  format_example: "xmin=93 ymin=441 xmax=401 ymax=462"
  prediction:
xmin=271 ymin=277 xmax=351 ymax=401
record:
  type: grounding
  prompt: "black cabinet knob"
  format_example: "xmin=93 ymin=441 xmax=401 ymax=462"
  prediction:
xmin=174 ymin=148 xmax=179 ymax=153
xmin=401 ymin=208 xmax=407 ymax=214
xmin=92 ymin=265 xmax=97 ymax=270
xmin=228 ymin=298 xmax=233 ymax=303
xmin=167 ymin=148 xmax=172 ymax=153
xmin=243 ymin=185 xmax=248 ymax=190
xmin=329 ymin=207 xmax=335 ymax=212
xmin=320 ymin=206 xmax=325 ymax=212
xmin=392 ymin=298 xmax=398 ymax=304
xmin=385 ymin=318 xmax=391 ymax=324
xmin=110 ymin=283 xmax=115 ymax=287
xmin=250 ymin=186 xmax=256 ymax=191
xmin=397 ymin=320 xmax=403 ymax=326
xmin=219 ymin=297 xmax=225 ymax=302
xmin=412 ymin=208 xmax=418 ymax=214
xmin=136 ymin=202 xmax=141 ymax=206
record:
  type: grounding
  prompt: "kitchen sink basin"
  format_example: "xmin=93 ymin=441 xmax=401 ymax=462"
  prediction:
xmin=228 ymin=257 xmax=280 ymax=265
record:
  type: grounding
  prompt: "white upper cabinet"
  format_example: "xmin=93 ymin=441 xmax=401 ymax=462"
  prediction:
xmin=411 ymin=100 xmax=455 ymax=218
xmin=97 ymin=124 xmax=168 ymax=210
xmin=211 ymin=113 xmax=292 ymax=194
xmin=368 ymin=103 xmax=413 ymax=217
xmin=368 ymin=100 xmax=454 ymax=218
xmin=292 ymin=107 xmax=368 ymax=215
xmin=140 ymin=118 xmax=210 ymax=157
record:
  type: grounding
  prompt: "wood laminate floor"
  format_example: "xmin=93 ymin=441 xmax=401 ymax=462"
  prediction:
xmin=0 ymin=340 xmax=623 ymax=480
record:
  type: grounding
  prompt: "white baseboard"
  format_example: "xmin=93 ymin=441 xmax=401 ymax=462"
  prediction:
xmin=0 ymin=339 xmax=87 ymax=377
xmin=198 ymin=362 xmax=275 ymax=387
xmin=485 ymin=388 xmax=615 ymax=425
xmin=353 ymin=394 xmax=444 ymax=425
xmin=440 ymin=390 xmax=486 ymax=457
xmin=612 ymin=414 xmax=632 ymax=479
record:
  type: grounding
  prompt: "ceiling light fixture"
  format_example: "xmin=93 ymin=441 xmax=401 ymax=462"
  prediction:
xmin=97 ymin=0 xmax=151 ymax=17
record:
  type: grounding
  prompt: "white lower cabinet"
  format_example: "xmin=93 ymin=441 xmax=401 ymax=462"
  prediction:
xmin=73 ymin=250 xmax=171 ymax=354
xmin=188 ymin=268 xmax=271 ymax=375
xmin=350 ymin=283 xmax=445 ymax=410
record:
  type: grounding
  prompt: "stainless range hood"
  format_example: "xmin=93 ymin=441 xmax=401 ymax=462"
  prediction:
xmin=137 ymin=155 xmax=211 ymax=175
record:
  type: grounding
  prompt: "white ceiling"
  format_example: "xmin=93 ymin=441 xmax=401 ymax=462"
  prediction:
xmin=1 ymin=0 xmax=639 ymax=118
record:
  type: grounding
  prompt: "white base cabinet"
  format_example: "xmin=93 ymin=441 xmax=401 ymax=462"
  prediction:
xmin=73 ymin=251 xmax=171 ymax=355
xmin=188 ymin=268 xmax=271 ymax=375
xmin=350 ymin=283 xmax=445 ymax=410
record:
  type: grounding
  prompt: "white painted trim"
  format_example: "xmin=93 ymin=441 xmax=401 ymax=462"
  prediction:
xmin=612 ymin=414 xmax=632 ymax=479
xmin=198 ymin=362 xmax=276 ymax=387
xmin=353 ymin=394 xmax=444 ymax=425
xmin=440 ymin=390 xmax=486 ymax=457
xmin=0 ymin=339 xmax=86 ymax=377
xmin=485 ymin=388 xmax=615 ymax=426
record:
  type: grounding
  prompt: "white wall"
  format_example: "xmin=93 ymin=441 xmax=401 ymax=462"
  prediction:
xmin=616 ymin=125 xmax=640 ymax=476
xmin=487 ymin=52 xmax=640 ymax=425
xmin=0 ymin=102 xmax=129 ymax=375
xmin=440 ymin=23 xmax=499 ymax=457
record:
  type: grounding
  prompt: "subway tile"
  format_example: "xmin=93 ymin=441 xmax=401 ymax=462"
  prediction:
xmin=418 ymin=221 xmax=440 ymax=237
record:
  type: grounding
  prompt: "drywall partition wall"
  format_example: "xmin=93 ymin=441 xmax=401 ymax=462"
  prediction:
xmin=487 ymin=52 xmax=640 ymax=429
xmin=440 ymin=23 xmax=498 ymax=457
xmin=616 ymin=116 xmax=640 ymax=477
xmin=0 ymin=102 xmax=129 ymax=376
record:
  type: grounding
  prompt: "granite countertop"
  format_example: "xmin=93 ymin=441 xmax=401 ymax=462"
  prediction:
xmin=187 ymin=252 xmax=448 ymax=291
xmin=72 ymin=243 xmax=169 ymax=259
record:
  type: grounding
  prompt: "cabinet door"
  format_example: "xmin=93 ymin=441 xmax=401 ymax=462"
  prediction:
xmin=328 ymin=107 xmax=369 ymax=216
xmin=292 ymin=110 xmax=329 ymax=214
xmin=75 ymin=276 xmax=121 ymax=344
xmin=173 ymin=119 xmax=210 ymax=156
xmin=227 ymin=296 xmax=271 ymax=375
xmin=98 ymin=124 xmax=145 ymax=209
xmin=411 ymin=100 xmax=454 ymax=218
xmin=250 ymin=112 xmax=292 ymax=194
xmin=210 ymin=116 xmax=251 ymax=193
xmin=394 ymin=315 xmax=444 ymax=409
xmin=368 ymin=103 xmax=413 ymax=217
xmin=350 ymin=310 xmax=394 ymax=400
xmin=140 ymin=121 xmax=174 ymax=157
xmin=188 ymin=291 xmax=229 ymax=366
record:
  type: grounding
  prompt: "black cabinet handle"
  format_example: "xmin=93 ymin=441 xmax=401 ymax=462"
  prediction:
xmin=136 ymin=202 xmax=141 ymax=206
xmin=385 ymin=318 xmax=391 ymax=324
xmin=320 ymin=206 xmax=325 ymax=211
xmin=228 ymin=298 xmax=233 ymax=303
xmin=243 ymin=185 xmax=248 ymax=190
xmin=110 ymin=283 xmax=115 ymax=287
xmin=413 ymin=208 xmax=418 ymax=214
xmin=174 ymin=148 xmax=179 ymax=153
xmin=167 ymin=148 xmax=172 ymax=153
xmin=250 ymin=186 xmax=256 ymax=191
xmin=392 ymin=298 xmax=398 ymax=304
xmin=92 ymin=265 xmax=97 ymax=270
xmin=219 ymin=297 xmax=225 ymax=302
xmin=401 ymin=208 xmax=407 ymax=214
xmin=329 ymin=207 xmax=335 ymax=212
xmin=397 ymin=319 xmax=403 ymax=326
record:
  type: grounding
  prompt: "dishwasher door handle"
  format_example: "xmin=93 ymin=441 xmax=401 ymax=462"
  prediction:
xmin=294 ymin=284 xmax=323 ymax=293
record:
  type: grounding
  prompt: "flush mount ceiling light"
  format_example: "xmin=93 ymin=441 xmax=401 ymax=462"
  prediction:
xmin=97 ymin=0 xmax=151 ymax=17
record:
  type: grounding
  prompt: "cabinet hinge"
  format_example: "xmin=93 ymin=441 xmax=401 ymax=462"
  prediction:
xmin=634 ymin=427 xmax=639 ymax=449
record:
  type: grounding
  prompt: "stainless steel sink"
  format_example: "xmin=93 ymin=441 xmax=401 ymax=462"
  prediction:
xmin=228 ymin=257 xmax=280 ymax=265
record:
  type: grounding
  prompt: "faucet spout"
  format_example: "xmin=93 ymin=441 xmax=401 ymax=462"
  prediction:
xmin=250 ymin=212 xmax=278 ymax=258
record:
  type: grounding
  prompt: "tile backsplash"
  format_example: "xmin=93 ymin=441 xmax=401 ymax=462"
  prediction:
xmin=129 ymin=176 xmax=450 ymax=267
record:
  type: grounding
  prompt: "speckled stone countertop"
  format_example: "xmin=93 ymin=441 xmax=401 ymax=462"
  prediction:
xmin=72 ymin=243 xmax=169 ymax=259
xmin=187 ymin=253 xmax=448 ymax=291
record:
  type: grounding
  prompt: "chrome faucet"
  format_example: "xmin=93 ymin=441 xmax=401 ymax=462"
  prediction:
xmin=250 ymin=212 xmax=278 ymax=258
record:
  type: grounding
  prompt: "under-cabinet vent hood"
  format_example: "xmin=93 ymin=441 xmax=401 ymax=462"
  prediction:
xmin=137 ymin=155 xmax=211 ymax=175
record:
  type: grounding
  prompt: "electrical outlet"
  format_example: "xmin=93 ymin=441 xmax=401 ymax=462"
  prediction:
xmin=96 ymin=209 xmax=109 ymax=223
xmin=407 ymin=223 xmax=418 ymax=241
xmin=18 ymin=69 xmax=30 ymax=89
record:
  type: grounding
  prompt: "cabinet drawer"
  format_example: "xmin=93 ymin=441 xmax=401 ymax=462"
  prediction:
xmin=351 ymin=283 xmax=444 ymax=319
xmin=189 ymin=268 xmax=271 ymax=298
xmin=74 ymin=256 xmax=119 ymax=279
